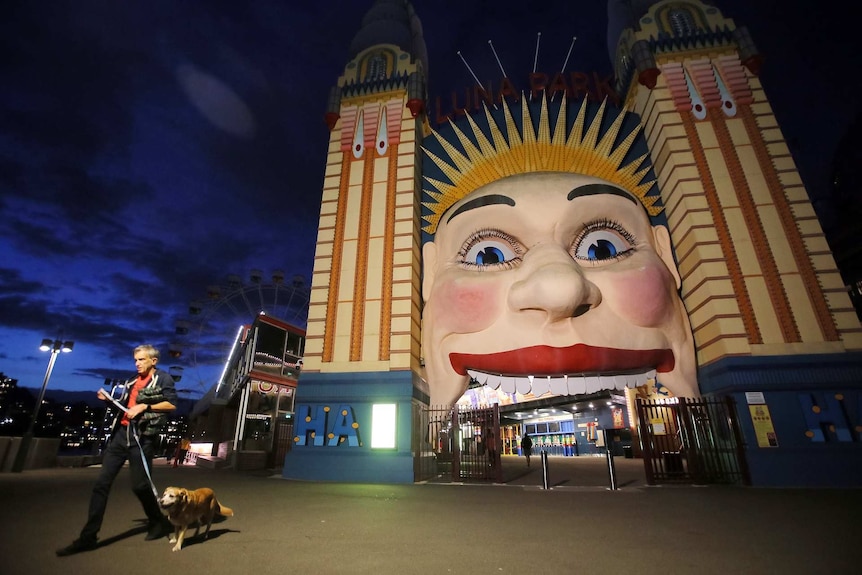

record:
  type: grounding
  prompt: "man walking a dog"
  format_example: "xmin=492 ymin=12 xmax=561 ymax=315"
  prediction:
xmin=57 ymin=344 xmax=178 ymax=556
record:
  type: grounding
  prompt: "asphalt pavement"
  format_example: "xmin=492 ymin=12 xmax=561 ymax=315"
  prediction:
xmin=1 ymin=455 xmax=859 ymax=575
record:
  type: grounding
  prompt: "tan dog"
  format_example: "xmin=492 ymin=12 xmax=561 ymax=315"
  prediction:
xmin=158 ymin=486 xmax=234 ymax=552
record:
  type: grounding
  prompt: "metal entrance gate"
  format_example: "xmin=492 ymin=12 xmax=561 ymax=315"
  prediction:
xmin=421 ymin=404 xmax=502 ymax=482
xmin=271 ymin=419 xmax=293 ymax=469
xmin=636 ymin=397 xmax=750 ymax=485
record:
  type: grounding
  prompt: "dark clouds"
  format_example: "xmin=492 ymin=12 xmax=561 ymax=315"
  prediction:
xmin=0 ymin=0 xmax=336 ymax=393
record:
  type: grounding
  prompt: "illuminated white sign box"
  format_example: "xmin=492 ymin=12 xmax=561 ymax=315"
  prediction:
xmin=371 ymin=404 xmax=397 ymax=449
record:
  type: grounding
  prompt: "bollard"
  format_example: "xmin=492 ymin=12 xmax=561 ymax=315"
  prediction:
xmin=541 ymin=450 xmax=550 ymax=489
xmin=604 ymin=432 xmax=618 ymax=490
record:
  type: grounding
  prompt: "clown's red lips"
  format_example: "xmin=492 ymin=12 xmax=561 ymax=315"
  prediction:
xmin=449 ymin=344 xmax=675 ymax=376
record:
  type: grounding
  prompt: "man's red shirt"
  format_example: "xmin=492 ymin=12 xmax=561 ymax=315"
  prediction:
xmin=121 ymin=373 xmax=152 ymax=427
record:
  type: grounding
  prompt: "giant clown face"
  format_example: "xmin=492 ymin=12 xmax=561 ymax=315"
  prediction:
xmin=421 ymin=171 xmax=697 ymax=407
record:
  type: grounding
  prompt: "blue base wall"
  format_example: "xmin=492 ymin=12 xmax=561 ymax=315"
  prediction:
xmin=283 ymin=450 xmax=416 ymax=483
xmin=282 ymin=370 xmax=426 ymax=484
xmin=742 ymin=446 xmax=862 ymax=487
xmin=699 ymin=353 xmax=862 ymax=487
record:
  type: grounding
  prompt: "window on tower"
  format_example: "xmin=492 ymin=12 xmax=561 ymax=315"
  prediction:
xmin=366 ymin=54 xmax=387 ymax=81
xmin=668 ymin=8 xmax=697 ymax=37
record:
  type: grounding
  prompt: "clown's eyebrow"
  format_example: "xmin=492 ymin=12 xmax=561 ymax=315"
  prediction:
xmin=568 ymin=183 xmax=637 ymax=205
xmin=446 ymin=193 xmax=515 ymax=224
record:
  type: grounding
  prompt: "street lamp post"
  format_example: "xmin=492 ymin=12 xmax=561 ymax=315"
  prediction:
xmin=11 ymin=338 xmax=74 ymax=473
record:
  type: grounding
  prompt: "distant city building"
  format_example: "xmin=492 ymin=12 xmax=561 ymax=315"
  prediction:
xmin=0 ymin=374 xmax=34 ymax=435
xmin=0 ymin=372 xmax=17 ymax=415
xmin=0 ymin=373 xmax=188 ymax=455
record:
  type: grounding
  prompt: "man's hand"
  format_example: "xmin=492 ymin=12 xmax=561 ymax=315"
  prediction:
xmin=128 ymin=403 xmax=150 ymax=419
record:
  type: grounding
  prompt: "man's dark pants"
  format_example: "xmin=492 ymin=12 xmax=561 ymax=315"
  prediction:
xmin=80 ymin=426 xmax=163 ymax=541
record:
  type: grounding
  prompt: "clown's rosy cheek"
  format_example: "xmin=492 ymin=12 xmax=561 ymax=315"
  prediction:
xmin=607 ymin=265 xmax=675 ymax=326
xmin=433 ymin=277 xmax=501 ymax=333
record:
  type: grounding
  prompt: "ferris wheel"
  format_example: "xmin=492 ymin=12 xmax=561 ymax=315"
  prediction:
xmin=169 ymin=269 xmax=310 ymax=396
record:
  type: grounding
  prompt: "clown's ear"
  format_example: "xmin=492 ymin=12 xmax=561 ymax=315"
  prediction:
xmin=422 ymin=241 xmax=438 ymax=302
xmin=652 ymin=225 xmax=681 ymax=290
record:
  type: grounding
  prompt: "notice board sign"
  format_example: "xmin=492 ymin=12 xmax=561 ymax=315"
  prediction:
xmin=749 ymin=404 xmax=778 ymax=447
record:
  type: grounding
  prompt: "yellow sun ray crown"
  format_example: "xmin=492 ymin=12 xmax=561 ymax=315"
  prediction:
xmin=421 ymin=93 xmax=662 ymax=234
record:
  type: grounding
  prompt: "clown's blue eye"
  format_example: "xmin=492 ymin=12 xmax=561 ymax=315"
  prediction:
xmin=574 ymin=223 xmax=635 ymax=263
xmin=458 ymin=230 xmax=523 ymax=270
xmin=577 ymin=232 xmax=623 ymax=260
xmin=466 ymin=240 xmax=516 ymax=265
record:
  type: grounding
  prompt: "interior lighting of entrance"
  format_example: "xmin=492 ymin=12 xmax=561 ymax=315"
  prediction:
xmin=467 ymin=368 xmax=657 ymax=397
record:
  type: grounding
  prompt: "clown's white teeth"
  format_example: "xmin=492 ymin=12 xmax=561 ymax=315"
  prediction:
xmin=546 ymin=376 xmax=564 ymax=395
xmin=500 ymin=376 xmax=516 ymax=394
xmin=471 ymin=370 xmax=489 ymax=386
xmin=599 ymin=376 xmax=617 ymax=392
xmin=515 ymin=376 xmax=531 ymax=395
xmin=565 ymin=376 xmax=584 ymax=395
xmin=469 ymin=368 xmax=658 ymax=397
xmin=469 ymin=369 xmax=497 ymax=389
xmin=532 ymin=376 xmax=549 ymax=396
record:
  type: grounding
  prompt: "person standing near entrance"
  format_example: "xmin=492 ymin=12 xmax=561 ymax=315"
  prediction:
xmin=521 ymin=433 xmax=533 ymax=467
xmin=486 ymin=430 xmax=498 ymax=468
xmin=56 ymin=344 xmax=177 ymax=556
xmin=173 ymin=436 xmax=191 ymax=467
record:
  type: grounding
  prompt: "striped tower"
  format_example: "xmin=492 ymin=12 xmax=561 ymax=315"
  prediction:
xmin=283 ymin=0 xmax=429 ymax=483
xmin=610 ymin=0 xmax=862 ymax=486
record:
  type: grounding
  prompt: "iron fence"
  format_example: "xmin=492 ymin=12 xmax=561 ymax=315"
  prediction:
xmin=414 ymin=403 xmax=502 ymax=482
xmin=636 ymin=396 xmax=749 ymax=485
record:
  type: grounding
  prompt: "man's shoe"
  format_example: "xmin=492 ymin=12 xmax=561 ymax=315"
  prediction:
xmin=56 ymin=538 xmax=98 ymax=556
xmin=145 ymin=518 xmax=172 ymax=541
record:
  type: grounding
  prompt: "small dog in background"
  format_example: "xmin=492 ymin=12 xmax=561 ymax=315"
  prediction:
xmin=158 ymin=486 xmax=234 ymax=552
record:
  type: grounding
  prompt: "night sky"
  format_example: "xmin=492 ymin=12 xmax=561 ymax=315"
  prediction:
xmin=1 ymin=0 xmax=856 ymax=400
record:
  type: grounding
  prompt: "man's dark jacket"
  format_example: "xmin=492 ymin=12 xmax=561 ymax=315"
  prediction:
xmin=107 ymin=368 xmax=177 ymax=437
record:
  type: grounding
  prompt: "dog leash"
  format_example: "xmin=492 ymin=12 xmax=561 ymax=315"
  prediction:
xmin=108 ymin=382 xmax=160 ymax=499
xmin=130 ymin=421 xmax=160 ymax=499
